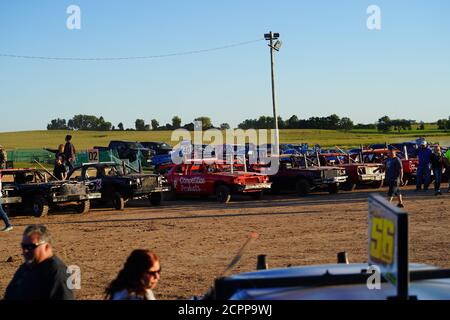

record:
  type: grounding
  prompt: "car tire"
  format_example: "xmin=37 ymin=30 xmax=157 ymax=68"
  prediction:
xmin=372 ymin=180 xmax=384 ymax=189
xmin=216 ymin=185 xmax=231 ymax=203
xmin=250 ymin=191 xmax=263 ymax=200
xmin=295 ymin=179 xmax=310 ymax=196
xmin=270 ymin=183 xmax=281 ymax=195
xmin=75 ymin=200 xmax=90 ymax=214
xmin=149 ymin=192 xmax=162 ymax=206
xmin=32 ymin=197 xmax=49 ymax=218
xmin=342 ymin=181 xmax=357 ymax=191
xmin=113 ymin=192 xmax=125 ymax=211
xmin=328 ymin=183 xmax=340 ymax=194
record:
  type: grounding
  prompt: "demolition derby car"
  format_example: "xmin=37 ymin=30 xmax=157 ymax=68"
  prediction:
xmin=207 ymin=194 xmax=450 ymax=300
xmin=0 ymin=168 xmax=101 ymax=217
xmin=67 ymin=162 xmax=170 ymax=210
xmin=317 ymin=153 xmax=385 ymax=191
xmin=166 ymin=159 xmax=272 ymax=203
xmin=251 ymin=155 xmax=348 ymax=195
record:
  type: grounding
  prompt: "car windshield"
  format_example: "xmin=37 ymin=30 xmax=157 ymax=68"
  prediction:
xmin=103 ymin=165 xmax=126 ymax=176
xmin=126 ymin=142 xmax=144 ymax=149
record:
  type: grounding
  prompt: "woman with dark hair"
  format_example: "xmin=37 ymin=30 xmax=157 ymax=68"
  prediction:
xmin=105 ymin=250 xmax=161 ymax=300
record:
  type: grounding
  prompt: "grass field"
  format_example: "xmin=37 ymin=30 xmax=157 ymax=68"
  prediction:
xmin=0 ymin=127 xmax=449 ymax=151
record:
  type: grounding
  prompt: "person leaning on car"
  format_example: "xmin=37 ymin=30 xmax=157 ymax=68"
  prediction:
xmin=4 ymin=225 xmax=74 ymax=300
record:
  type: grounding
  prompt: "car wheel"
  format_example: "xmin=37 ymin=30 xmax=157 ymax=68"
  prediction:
xmin=342 ymin=181 xmax=357 ymax=191
xmin=250 ymin=191 xmax=263 ymax=200
xmin=372 ymin=180 xmax=384 ymax=189
xmin=113 ymin=192 xmax=125 ymax=210
xmin=270 ymin=183 xmax=281 ymax=195
xmin=295 ymin=179 xmax=310 ymax=196
xmin=328 ymin=183 xmax=340 ymax=194
xmin=149 ymin=192 xmax=162 ymax=206
xmin=75 ymin=200 xmax=90 ymax=214
xmin=32 ymin=197 xmax=49 ymax=217
xmin=216 ymin=185 xmax=231 ymax=203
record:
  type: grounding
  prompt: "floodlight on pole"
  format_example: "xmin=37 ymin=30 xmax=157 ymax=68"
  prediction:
xmin=264 ymin=31 xmax=281 ymax=157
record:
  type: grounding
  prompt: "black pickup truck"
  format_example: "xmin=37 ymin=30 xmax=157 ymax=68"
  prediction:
xmin=94 ymin=141 xmax=154 ymax=166
xmin=0 ymin=168 xmax=101 ymax=217
xmin=67 ymin=162 xmax=171 ymax=210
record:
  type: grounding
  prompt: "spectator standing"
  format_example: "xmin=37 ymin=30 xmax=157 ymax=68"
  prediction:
xmin=384 ymin=149 xmax=404 ymax=208
xmin=63 ymin=135 xmax=76 ymax=171
xmin=0 ymin=145 xmax=7 ymax=169
xmin=416 ymin=141 xmax=432 ymax=191
xmin=444 ymin=148 xmax=450 ymax=193
xmin=4 ymin=225 xmax=74 ymax=300
xmin=0 ymin=175 xmax=13 ymax=232
xmin=430 ymin=146 xmax=444 ymax=196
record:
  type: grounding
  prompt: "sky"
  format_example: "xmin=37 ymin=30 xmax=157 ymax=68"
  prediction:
xmin=0 ymin=0 xmax=449 ymax=132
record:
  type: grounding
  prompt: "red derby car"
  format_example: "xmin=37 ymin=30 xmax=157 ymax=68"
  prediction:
xmin=166 ymin=160 xmax=271 ymax=203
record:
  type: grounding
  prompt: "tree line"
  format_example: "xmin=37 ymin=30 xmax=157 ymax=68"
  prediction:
xmin=47 ymin=114 xmax=449 ymax=132
xmin=47 ymin=115 xmax=229 ymax=131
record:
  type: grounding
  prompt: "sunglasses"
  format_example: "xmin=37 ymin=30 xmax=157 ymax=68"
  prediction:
xmin=21 ymin=242 xmax=46 ymax=251
xmin=146 ymin=267 xmax=161 ymax=277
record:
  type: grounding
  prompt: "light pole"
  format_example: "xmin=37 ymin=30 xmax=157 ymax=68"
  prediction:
xmin=264 ymin=31 xmax=282 ymax=156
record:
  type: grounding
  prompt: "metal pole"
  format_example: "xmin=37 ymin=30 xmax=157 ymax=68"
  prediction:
xmin=269 ymin=32 xmax=280 ymax=157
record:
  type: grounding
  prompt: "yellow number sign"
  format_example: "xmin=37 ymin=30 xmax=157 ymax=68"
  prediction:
xmin=370 ymin=216 xmax=395 ymax=265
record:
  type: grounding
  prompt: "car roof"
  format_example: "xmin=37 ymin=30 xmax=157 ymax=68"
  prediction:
xmin=218 ymin=263 xmax=450 ymax=300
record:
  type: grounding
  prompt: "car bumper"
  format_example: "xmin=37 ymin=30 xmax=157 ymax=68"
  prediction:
xmin=359 ymin=174 xmax=385 ymax=182
xmin=0 ymin=197 xmax=22 ymax=205
xmin=316 ymin=177 xmax=348 ymax=184
xmin=131 ymin=186 xmax=171 ymax=196
xmin=237 ymin=183 xmax=272 ymax=192
xmin=51 ymin=194 xmax=94 ymax=203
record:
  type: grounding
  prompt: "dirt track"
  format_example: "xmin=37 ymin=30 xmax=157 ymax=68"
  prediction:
xmin=1 ymin=186 xmax=449 ymax=300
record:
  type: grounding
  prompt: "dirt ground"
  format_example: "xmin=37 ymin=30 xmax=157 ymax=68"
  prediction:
xmin=1 ymin=185 xmax=449 ymax=300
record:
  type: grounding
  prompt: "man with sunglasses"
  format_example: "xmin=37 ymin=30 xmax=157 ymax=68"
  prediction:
xmin=4 ymin=225 xmax=74 ymax=300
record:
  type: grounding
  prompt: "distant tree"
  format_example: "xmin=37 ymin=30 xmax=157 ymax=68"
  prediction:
xmin=194 ymin=117 xmax=213 ymax=130
xmin=338 ymin=117 xmax=354 ymax=132
xmin=286 ymin=115 xmax=299 ymax=129
xmin=172 ymin=116 xmax=182 ymax=129
xmin=437 ymin=118 xmax=450 ymax=130
xmin=183 ymin=122 xmax=195 ymax=131
xmin=47 ymin=118 xmax=69 ymax=130
xmin=151 ymin=119 xmax=159 ymax=130
xmin=220 ymin=123 xmax=230 ymax=130
xmin=377 ymin=116 xmax=392 ymax=132
xmin=135 ymin=119 xmax=146 ymax=131
xmin=418 ymin=121 xmax=425 ymax=130
xmin=118 ymin=122 xmax=124 ymax=131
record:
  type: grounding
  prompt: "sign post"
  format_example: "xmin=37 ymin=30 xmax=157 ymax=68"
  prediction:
xmin=368 ymin=194 xmax=409 ymax=300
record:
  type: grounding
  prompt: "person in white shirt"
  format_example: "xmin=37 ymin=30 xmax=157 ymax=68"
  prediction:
xmin=105 ymin=249 xmax=161 ymax=300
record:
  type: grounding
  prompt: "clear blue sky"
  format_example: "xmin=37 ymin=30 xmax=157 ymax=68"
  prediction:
xmin=0 ymin=0 xmax=449 ymax=132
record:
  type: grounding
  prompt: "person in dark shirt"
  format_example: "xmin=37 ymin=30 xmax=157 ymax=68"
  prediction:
xmin=416 ymin=141 xmax=432 ymax=191
xmin=4 ymin=225 xmax=74 ymax=300
xmin=384 ymin=149 xmax=404 ymax=208
xmin=430 ymin=145 xmax=444 ymax=196
xmin=63 ymin=135 xmax=76 ymax=171
xmin=53 ymin=156 xmax=67 ymax=180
